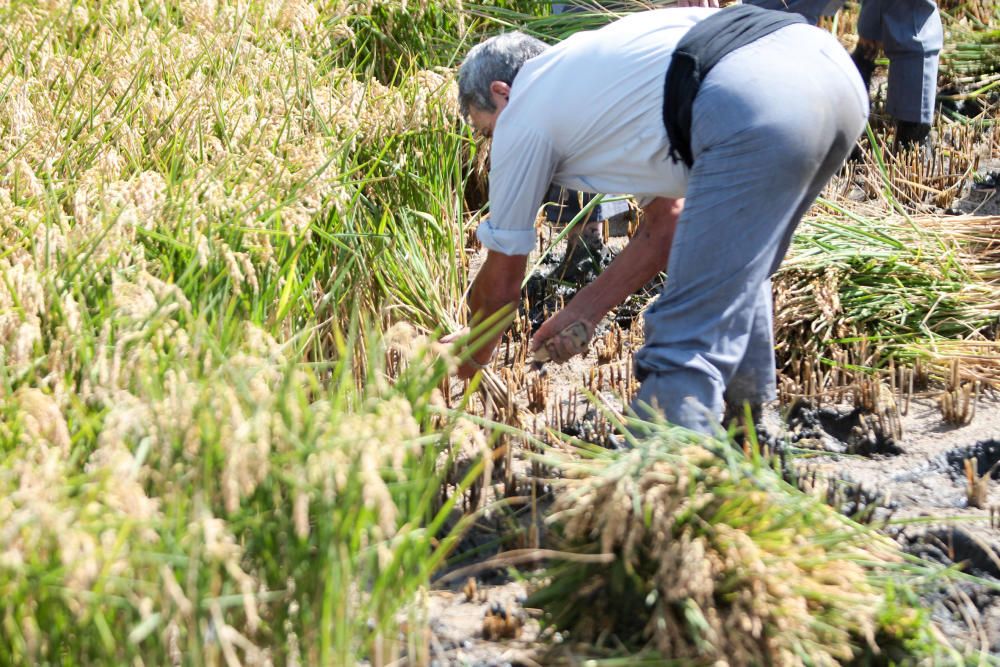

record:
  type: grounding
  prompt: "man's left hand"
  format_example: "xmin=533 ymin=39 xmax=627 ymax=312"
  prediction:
xmin=531 ymin=309 xmax=596 ymax=364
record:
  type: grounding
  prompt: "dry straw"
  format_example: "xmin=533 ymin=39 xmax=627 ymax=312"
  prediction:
xmin=776 ymin=205 xmax=1000 ymax=391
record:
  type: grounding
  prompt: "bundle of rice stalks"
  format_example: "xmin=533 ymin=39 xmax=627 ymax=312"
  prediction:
xmin=529 ymin=421 xmax=954 ymax=665
xmin=943 ymin=34 xmax=1000 ymax=79
xmin=940 ymin=0 xmax=998 ymax=27
xmin=774 ymin=205 xmax=1000 ymax=389
xmin=940 ymin=0 xmax=1000 ymax=101
xmin=463 ymin=0 xmax=650 ymax=42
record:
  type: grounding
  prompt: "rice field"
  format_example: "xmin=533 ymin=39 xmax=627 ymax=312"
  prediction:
xmin=2 ymin=0 xmax=1000 ymax=665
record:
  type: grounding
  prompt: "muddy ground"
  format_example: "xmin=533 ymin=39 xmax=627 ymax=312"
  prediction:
xmin=429 ymin=369 xmax=1000 ymax=661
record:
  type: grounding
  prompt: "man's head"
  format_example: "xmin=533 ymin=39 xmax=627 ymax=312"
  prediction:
xmin=458 ymin=31 xmax=547 ymax=136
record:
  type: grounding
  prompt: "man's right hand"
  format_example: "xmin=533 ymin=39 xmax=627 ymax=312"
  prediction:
xmin=532 ymin=311 xmax=596 ymax=365
xmin=448 ymin=249 xmax=528 ymax=380
xmin=441 ymin=327 xmax=491 ymax=380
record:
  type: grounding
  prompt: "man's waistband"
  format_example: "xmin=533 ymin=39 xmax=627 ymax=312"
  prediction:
xmin=662 ymin=5 xmax=807 ymax=168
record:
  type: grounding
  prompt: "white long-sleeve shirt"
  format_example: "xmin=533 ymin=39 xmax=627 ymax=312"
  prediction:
xmin=477 ymin=8 xmax=714 ymax=255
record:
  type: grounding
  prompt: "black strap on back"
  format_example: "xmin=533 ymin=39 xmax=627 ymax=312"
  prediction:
xmin=663 ymin=5 xmax=806 ymax=168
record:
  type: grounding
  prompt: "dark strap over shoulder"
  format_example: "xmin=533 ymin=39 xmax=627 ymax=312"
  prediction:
xmin=663 ymin=5 xmax=806 ymax=168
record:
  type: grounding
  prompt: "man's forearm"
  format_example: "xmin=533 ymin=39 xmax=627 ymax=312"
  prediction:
xmin=569 ymin=198 xmax=680 ymax=324
xmin=466 ymin=250 xmax=528 ymax=362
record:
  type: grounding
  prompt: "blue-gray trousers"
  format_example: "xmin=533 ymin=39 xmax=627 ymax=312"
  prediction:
xmin=631 ymin=24 xmax=868 ymax=433
xmin=747 ymin=0 xmax=942 ymax=124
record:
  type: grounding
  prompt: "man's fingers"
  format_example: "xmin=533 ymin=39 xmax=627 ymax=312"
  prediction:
xmin=440 ymin=327 xmax=470 ymax=345
xmin=541 ymin=322 xmax=592 ymax=363
xmin=529 ymin=328 xmax=547 ymax=352
xmin=531 ymin=316 xmax=566 ymax=353
xmin=544 ymin=337 xmax=571 ymax=364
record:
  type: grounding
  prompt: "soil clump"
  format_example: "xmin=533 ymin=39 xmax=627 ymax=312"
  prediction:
xmin=786 ymin=399 xmax=905 ymax=455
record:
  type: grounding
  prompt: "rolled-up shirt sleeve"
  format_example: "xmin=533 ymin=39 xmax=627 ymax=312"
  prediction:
xmin=477 ymin=124 xmax=556 ymax=256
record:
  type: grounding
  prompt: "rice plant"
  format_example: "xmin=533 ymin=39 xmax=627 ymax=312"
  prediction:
xmin=0 ymin=0 xmax=489 ymax=662
xmin=774 ymin=201 xmax=1000 ymax=388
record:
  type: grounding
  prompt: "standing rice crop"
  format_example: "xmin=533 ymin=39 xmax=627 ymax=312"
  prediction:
xmin=0 ymin=315 xmax=488 ymax=664
xmin=0 ymin=0 xmax=493 ymax=662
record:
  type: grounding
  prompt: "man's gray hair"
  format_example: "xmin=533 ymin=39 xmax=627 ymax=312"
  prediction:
xmin=458 ymin=32 xmax=548 ymax=118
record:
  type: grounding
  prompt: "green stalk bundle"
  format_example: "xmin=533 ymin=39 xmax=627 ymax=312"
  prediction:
xmin=775 ymin=204 xmax=1000 ymax=383
xmin=941 ymin=28 xmax=1000 ymax=94
xmin=530 ymin=421 xmax=962 ymax=665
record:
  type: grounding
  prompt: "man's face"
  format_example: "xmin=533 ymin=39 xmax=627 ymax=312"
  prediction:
xmin=465 ymin=81 xmax=510 ymax=139
xmin=466 ymin=104 xmax=499 ymax=139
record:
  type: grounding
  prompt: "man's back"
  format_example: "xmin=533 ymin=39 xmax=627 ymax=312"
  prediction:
xmin=491 ymin=8 xmax=709 ymax=213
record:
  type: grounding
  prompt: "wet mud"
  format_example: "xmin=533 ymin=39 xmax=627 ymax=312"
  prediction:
xmin=908 ymin=527 xmax=1000 ymax=580
xmin=900 ymin=526 xmax=1000 ymax=653
xmin=785 ymin=400 xmax=904 ymax=456
xmin=945 ymin=439 xmax=1000 ymax=479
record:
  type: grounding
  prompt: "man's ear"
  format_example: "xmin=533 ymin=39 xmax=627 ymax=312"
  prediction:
xmin=489 ymin=81 xmax=511 ymax=100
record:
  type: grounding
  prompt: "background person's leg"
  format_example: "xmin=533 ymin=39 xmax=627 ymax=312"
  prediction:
xmin=742 ymin=0 xmax=843 ymax=25
xmin=631 ymin=26 xmax=868 ymax=434
xmin=637 ymin=282 xmax=780 ymax=435
xmin=857 ymin=0 xmax=941 ymax=146
xmin=880 ymin=0 xmax=942 ymax=133
xmin=542 ymin=185 xmax=629 ymax=231
xmin=856 ymin=0 xmax=883 ymax=45
xmin=853 ymin=0 xmax=881 ymax=91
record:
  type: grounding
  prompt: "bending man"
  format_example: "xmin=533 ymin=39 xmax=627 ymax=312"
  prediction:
xmin=452 ymin=6 xmax=868 ymax=434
